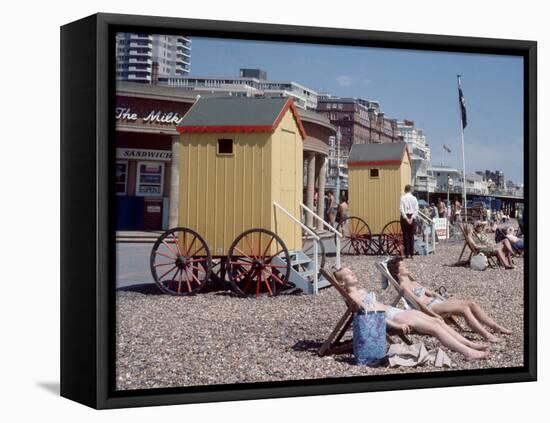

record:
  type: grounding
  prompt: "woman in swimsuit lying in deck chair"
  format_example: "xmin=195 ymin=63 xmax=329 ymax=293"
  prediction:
xmin=334 ymin=268 xmax=490 ymax=361
xmin=386 ymin=257 xmax=512 ymax=343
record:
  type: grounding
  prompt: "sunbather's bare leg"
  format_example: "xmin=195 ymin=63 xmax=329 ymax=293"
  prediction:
xmin=431 ymin=300 xmax=502 ymax=342
xmin=501 ymin=238 xmax=515 ymax=256
xmin=467 ymin=301 xmax=512 ymax=334
xmin=494 ymin=247 xmax=513 ymax=268
xmin=392 ymin=311 xmax=489 ymax=361
xmin=436 ymin=317 xmax=491 ymax=349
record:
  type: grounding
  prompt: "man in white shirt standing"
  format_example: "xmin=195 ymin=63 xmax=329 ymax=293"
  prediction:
xmin=399 ymin=184 xmax=419 ymax=259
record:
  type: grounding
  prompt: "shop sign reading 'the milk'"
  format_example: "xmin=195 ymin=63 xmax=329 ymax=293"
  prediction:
xmin=115 ymin=107 xmax=182 ymax=125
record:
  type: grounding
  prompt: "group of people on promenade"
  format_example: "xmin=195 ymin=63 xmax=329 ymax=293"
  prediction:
xmin=399 ymin=185 xmax=523 ymax=267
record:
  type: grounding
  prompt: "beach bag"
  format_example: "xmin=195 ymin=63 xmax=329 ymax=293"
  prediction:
xmin=470 ymin=253 xmax=488 ymax=271
xmin=353 ymin=310 xmax=387 ymax=366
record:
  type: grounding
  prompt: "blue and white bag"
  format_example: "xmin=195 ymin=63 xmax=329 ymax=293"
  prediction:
xmin=353 ymin=309 xmax=387 ymax=366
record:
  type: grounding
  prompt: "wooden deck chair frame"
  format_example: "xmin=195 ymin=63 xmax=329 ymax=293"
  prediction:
xmin=457 ymin=223 xmax=498 ymax=268
xmin=318 ymin=268 xmax=411 ymax=357
xmin=376 ymin=260 xmax=463 ymax=332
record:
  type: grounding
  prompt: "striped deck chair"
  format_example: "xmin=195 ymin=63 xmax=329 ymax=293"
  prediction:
xmin=456 ymin=223 xmax=499 ymax=268
xmin=318 ymin=268 xmax=411 ymax=357
xmin=376 ymin=259 xmax=463 ymax=332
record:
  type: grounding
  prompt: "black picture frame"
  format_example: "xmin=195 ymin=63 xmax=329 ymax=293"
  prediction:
xmin=60 ymin=12 xmax=537 ymax=409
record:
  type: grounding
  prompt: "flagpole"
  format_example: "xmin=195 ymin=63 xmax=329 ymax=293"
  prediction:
xmin=457 ymin=75 xmax=467 ymax=222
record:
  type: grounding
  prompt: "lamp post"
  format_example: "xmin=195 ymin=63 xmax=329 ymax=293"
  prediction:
xmin=447 ymin=175 xmax=453 ymax=240
xmin=335 ymin=126 xmax=341 ymax=204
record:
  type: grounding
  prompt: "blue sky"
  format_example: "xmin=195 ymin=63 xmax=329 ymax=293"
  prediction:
xmin=189 ymin=37 xmax=524 ymax=183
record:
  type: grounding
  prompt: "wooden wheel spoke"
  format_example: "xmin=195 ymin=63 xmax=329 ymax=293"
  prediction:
xmin=261 ymin=271 xmax=273 ymax=295
xmin=183 ymin=267 xmax=192 ymax=292
xmin=257 ymin=232 xmax=263 ymax=262
xmin=172 ymin=268 xmax=181 ymax=294
xmin=244 ymin=235 xmax=257 ymax=259
xmin=153 ymin=261 xmax=175 ymax=268
xmin=161 ymin=239 xmax=179 ymax=256
xmin=233 ymin=265 xmax=253 ymax=282
xmin=356 ymin=221 xmax=368 ymax=235
xmin=159 ymin=265 xmax=178 ymax=281
xmin=189 ymin=264 xmax=207 ymax=273
xmin=189 ymin=257 xmax=209 ymax=263
xmin=261 ymin=236 xmax=275 ymax=258
xmin=189 ymin=244 xmax=206 ymax=258
xmin=341 ymin=238 xmax=352 ymax=250
xmin=185 ymin=235 xmax=197 ymax=257
xmin=155 ymin=250 xmax=177 ymax=260
xmin=171 ymin=233 xmax=183 ymax=256
xmin=264 ymin=268 xmax=286 ymax=286
xmin=233 ymin=246 xmax=254 ymax=261
xmin=230 ymin=260 xmax=257 ymax=266
xmin=270 ymin=249 xmax=286 ymax=259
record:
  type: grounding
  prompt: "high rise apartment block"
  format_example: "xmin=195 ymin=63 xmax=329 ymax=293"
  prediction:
xmin=116 ymin=33 xmax=191 ymax=83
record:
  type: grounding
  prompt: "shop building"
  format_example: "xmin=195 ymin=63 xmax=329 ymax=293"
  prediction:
xmin=115 ymin=82 xmax=334 ymax=232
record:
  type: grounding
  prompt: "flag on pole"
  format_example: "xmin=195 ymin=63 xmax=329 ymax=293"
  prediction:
xmin=458 ymin=79 xmax=467 ymax=129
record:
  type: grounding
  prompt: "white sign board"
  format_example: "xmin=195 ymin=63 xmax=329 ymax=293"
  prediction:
xmin=433 ymin=218 xmax=448 ymax=240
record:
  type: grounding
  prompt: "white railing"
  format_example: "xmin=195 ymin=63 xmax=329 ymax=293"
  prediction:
xmin=273 ymin=202 xmax=321 ymax=294
xmin=417 ymin=210 xmax=436 ymax=253
xmin=299 ymin=202 xmax=342 ymax=270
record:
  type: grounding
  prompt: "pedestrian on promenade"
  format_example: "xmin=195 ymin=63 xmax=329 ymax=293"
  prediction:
xmin=454 ymin=199 xmax=463 ymax=223
xmin=399 ymin=184 xmax=418 ymax=259
xmin=437 ymin=198 xmax=447 ymax=218
xmin=336 ymin=194 xmax=348 ymax=224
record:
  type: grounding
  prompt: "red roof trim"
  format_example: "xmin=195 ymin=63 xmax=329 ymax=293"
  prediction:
xmin=176 ymin=125 xmax=273 ymax=134
xmin=271 ymin=98 xmax=307 ymax=139
xmin=402 ymin=144 xmax=411 ymax=164
xmin=348 ymin=160 xmax=402 ymax=167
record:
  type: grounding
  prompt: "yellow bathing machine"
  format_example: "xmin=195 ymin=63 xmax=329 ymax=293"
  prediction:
xmin=338 ymin=142 xmax=412 ymax=256
xmin=150 ymin=97 xmax=328 ymax=297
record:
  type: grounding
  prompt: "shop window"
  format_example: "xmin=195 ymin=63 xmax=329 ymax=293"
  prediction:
xmin=370 ymin=168 xmax=380 ymax=178
xmin=136 ymin=162 xmax=164 ymax=197
xmin=217 ymin=139 xmax=234 ymax=155
xmin=115 ymin=161 xmax=128 ymax=195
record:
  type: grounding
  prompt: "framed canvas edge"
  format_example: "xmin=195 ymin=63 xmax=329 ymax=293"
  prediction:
xmin=61 ymin=12 xmax=537 ymax=410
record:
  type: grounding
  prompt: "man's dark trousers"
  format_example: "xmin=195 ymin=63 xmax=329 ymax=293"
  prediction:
xmin=400 ymin=214 xmax=415 ymax=257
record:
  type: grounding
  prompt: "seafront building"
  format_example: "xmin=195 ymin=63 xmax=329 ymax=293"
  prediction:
xmin=396 ymin=119 xmax=434 ymax=191
xmin=157 ymin=68 xmax=319 ymax=110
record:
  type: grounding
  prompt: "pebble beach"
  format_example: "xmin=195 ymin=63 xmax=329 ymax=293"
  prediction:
xmin=116 ymin=236 xmax=525 ymax=391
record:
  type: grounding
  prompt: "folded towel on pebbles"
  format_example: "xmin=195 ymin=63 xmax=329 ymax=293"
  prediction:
xmin=387 ymin=343 xmax=452 ymax=368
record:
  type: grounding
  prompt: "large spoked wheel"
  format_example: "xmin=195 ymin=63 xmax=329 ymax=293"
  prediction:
xmin=381 ymin=220 xmax=404 ymax=256
xmin=227 ymin=228 xmax=291 ymax=297
xmin=336 ymin=216 xmax=372 ymax=255
xmin=150 ymin=227 xmax=212 ymax=296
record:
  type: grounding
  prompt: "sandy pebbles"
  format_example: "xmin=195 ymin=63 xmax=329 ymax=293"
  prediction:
xmin=116 ymin=238 xmax=525 ymax=391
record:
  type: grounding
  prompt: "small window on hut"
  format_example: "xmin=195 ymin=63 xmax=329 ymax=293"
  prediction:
xmin=217 ymin=139 xmax=234 ymax=155
xmin=370 ymin=168 xmax=380 ymax=178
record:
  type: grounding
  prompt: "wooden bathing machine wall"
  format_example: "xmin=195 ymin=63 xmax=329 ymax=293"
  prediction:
xmin=348 ymin=143 xmax=412 ymax=234
xmin=176 ymin=99 xmax=304 ymax=256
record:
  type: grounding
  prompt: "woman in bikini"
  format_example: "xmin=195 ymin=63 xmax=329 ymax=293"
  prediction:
xmin=334 ymin=267 xmax=490 ymax=361
xmin=386 ymin=257 xmax=512 ymax=343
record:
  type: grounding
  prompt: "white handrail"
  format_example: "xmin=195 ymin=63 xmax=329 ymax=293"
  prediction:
xmin=300 ymin=202 xmax=342 ymax=269
xmin=417 ymin=209 xmax=433 ymax=224
xmin=416 ymin=210 xmax=436 ymax=253
xmin=273 ymin=202 xmax=320 ymax=294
